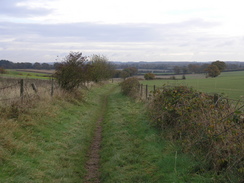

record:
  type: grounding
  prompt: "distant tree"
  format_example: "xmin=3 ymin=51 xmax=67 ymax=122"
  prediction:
xmin=33 ymin=62 xmax=42 ymax=69
xmin=173 ymin=66 xmax=181 ymax=74
xmin=54 ymin=52 xmax=89 ymax=91
xmin=89 ymin=55 xmax=114 ymax=82
xmin=144 ymin=73 xmax=155 ymax=80
xmin=113 ymin=70 xmax=122 ymax=78
xmin=205 ymin=64 xmax=220 ymax=77
xmin=199 ymin=64 xmax=210 ymax=73
xmin=120 ymin=70 xmax=130 ymax=80
xmin=182 ymin=66 xmax=188 ymax=74
xmin=123 ymin=67 xmax=138 ymax=76
xmin=42 ymin=63 xmax=51 ymax=70
xmin=212 ymin=60 xmax=226 ymax=72
xmin=188 ymin=64 xmax=200 ymax=73
xmin=226 ymin=63 xmax=239 ymax=70
xmin=0 ymin=60 xmax=14 ymax=69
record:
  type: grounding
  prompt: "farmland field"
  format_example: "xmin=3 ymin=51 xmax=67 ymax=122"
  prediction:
xmin=140 ymin=71 xmax=244 ymax=100
xmin=2 ymin=69 xmax=54 ymax=79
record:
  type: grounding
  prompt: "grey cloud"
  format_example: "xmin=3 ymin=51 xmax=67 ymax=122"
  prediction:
xmin=0 ymin=18 xmax=219 ymax=43
xmin=1 ymin=18 xmax=231 ymax=62
xmin=0 ymin=0 xmax=52 ymax=17
xmin=0 ymin=22 xmax=162 ymax=42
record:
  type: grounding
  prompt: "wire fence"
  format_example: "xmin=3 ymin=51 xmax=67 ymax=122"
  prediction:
xmin=0 ymin=77 xmax=58 ymax=105
xmin=139 ymin=83 xmax=244 ymax=108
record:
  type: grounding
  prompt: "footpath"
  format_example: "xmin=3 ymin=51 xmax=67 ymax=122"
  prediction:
xmin=84 ymin=84 xmax=207 ymax=183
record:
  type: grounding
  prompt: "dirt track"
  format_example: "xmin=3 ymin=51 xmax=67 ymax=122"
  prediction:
xmin=84 ymin=92 xmax=110 ymax=183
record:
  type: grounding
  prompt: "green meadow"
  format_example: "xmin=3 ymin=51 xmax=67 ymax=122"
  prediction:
xmin=140 ymin=71 xmax=244 ymax=100
xmin=4 ymin=69 xmax=52 ymax=79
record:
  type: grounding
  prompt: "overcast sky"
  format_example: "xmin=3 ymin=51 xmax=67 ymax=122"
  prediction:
xmin=1 ymin=0 xmax=244 ymax=63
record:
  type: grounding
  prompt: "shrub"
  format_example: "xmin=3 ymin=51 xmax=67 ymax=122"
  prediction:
xmin=148 ymin=85 xmax=243 ymax=180
xmin=120 ymin=77 xmax=140 ymax=98
xmin=0 ymin=67 xmax=6 ymax=74
xmin=54 ymin=52 xmax=89 ymax=91
xmin=89 ymin=55 xmax=114 ymax=83
xmin=144 ymin=73 xmax=155 ymax=80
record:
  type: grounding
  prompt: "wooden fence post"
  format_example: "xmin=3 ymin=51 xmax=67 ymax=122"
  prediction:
xmin=31 ymin=83 xmax=38 ymax=93
xmin=20 ymin=79 xmax=24 ymax=102
xmin=146 ymin=85 xmax=148 ymax=99
xmin=140 ymin=84 xmax=143 ymax=98
xmin=214 ymin=94 xmax=219 ymax=107
xmin=51 ymin=77 xmax=54 ymax=97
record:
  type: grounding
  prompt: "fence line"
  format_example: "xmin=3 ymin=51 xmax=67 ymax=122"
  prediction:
xmin=0 ymin=78 xmax=58 ymax=104
xmin=139 ymin=84 xmax=244 ymax=105
xmin=0 ymin=82 xmax=19 ymax=90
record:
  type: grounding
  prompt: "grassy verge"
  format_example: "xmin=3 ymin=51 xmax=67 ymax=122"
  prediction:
xmin=0 ymin=83 xmax=116 ymax=182
xmin=101 ymin=87 xmax=212 ymax=182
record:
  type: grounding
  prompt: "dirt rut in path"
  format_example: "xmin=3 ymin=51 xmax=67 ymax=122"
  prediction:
xmin=84 ymin=118 xmax=103 ymax=183
xmin=84 ymin=94 xmax=109 ymax=183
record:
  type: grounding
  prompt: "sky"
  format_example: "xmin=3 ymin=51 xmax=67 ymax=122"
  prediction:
xmin=1 ymin=0 xmax=244 ymax=63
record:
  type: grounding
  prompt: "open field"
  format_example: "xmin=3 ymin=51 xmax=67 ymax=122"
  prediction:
xmin=2 ymin=69 xmax=54 ymax=79
xmin=140 ymin=71 xmax=244 ymax=100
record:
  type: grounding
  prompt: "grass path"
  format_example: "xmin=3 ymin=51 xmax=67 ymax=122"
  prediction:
xmin=84 ymin=86 xmax=116 ymax=182
xmin=100 ymin=86 xmax=211 ymax=182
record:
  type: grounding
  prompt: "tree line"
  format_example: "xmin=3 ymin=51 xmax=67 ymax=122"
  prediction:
xmin=0 ymin=60 xmax=55 ymax=70
xmin=173 ymin=60 xmax=227 ymax=77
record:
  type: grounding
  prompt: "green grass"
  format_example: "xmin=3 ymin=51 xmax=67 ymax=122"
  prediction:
xmin=4 ymin=69 xmax=51 ymax=79
xmin=141 ymin=71 xmax=244 ymax=100
xmin=0 ymin=82 xmax=230 ymax=182
xmin=101 ymin=87 xmax=213 ymax=182
xmin=0 ymin=83 xmax=116 ymax=182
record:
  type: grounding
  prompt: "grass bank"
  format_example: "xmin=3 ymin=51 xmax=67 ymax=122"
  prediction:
xmin=101 ymin=87 xmax=212 ymax=182
xmin=0 ymin=83 xmax=116 ymax=182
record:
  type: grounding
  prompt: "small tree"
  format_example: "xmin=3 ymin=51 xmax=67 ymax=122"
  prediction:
xmin=212 ymin=60 xmax=226 ymax=72
xmin=206 ymin=64 xmax=220 ymax=77
xmin=120 ymin=70 xmax=130 ymax=80
xmin=54 ymin=52 xmax=89 ymax=91
xmin=89 ymin=55 xmax=114 ymax=83
xmin=144 ymin=73 xmax=155 ymax=80
xmin=123 ymin=67 xmax=138 ymax=76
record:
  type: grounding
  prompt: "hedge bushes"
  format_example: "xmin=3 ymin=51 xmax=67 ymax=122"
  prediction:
xmin=120 ymin=77 xmax=140 ymax=99
xmin=148 ymin=86 xmax=243 ymax=181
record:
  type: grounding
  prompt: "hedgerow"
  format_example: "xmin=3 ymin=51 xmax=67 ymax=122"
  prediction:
xmin=120 ymin=77 xmax=140 ymax=99
xmin=148 ymin=85 xmax=243 ymax=181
